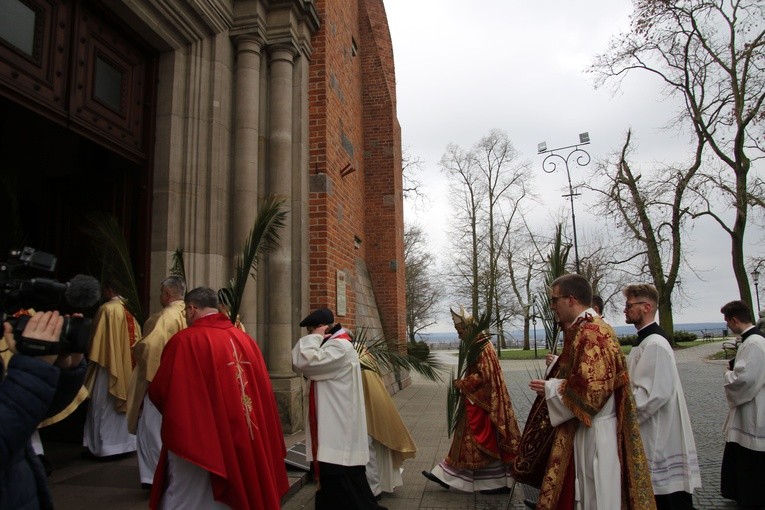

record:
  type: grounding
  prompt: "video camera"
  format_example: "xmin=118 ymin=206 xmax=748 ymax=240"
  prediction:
xmin=1 ymin=247 xmax=101 ymax=356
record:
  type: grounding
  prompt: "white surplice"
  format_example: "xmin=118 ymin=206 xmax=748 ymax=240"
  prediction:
xmin=366 ymin=436 xmax=403 ymax=496
xmin=137 ymin=393 xmax=162 ymax=484
xmin=724 ymin=329 xmax=765 ymax=452
xmin=159 ymin=451 xmax=230 ymax=510
xmin=291 ymin=332 xmax=369 ymax=467
xmin=83 ymin=366 xmax=136 ymax=456
xmin=627 ymin=326 xmax=702 ymax=495
xmin=545 ymin=381 xmax=621 ymax=510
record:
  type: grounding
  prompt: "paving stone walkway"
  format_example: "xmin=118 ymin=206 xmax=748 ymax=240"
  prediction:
xmin=42 ymin=340 xmax=739 ymax=509
xmin=284 ymin=340 xmax=739 ymax=510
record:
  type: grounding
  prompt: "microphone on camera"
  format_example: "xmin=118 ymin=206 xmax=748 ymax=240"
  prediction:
xmin=65 ymin=275 xmax=101 ymax=308
xmin=25 ymin=274 xmax=101 ymax=309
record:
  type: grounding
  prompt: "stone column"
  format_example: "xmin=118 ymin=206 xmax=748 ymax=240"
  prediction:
xmin=266 ymin=44 xmax=303 ymax=433
xmin=232 ymin=35 xmax=263 ymax=333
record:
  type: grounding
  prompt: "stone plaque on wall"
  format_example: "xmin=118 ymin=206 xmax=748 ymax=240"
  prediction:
xmin=336 ymin=270 xmax=346 ymax=316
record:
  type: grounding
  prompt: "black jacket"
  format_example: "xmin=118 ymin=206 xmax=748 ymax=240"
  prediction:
xmin=0 ymin=354 xmax=86 ymax=510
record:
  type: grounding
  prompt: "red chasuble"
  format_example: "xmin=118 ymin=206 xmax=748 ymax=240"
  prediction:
xmin=148 ymin=313 xmax=288 ymax=509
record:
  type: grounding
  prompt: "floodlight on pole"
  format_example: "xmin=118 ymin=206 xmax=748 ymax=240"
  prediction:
xmin=537 ymin=133 xmax=591 ymax=274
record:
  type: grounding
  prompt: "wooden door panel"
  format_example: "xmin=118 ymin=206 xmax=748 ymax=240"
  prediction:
xmin=0 ymin=0 xmax=70 ymax=119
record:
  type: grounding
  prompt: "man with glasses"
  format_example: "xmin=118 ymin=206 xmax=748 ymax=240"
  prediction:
xmin=719 ymin=300 xmax=765 ymax=509
xmin=624 ymin=284 xmax=701 ymax=509
xmin=529 ymin=273 xmax=654 ymax=509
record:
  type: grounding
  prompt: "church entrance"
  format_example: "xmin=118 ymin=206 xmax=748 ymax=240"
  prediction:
xmin=0 ymin=0 xmax=157 ymax=444
xmin=0 ymin=0 xmax=156 ymax=306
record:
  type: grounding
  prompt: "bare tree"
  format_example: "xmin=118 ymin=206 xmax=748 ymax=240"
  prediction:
xmin=402 ymin=147 xmax=428 ymax=207
xmin=505 ymin=218 xmax=548 ymax=350
xmin=442 ymin=142 xmax=483 ymax=314
xmin=441 ymin=130 xmax=531 ymax=334
xmin=590 ymin=0 xmax=765 ymax=312
xmin=584 ymin=130 xmax=702 ymax=341
xmin=576 ymin=232 xmax=632 ymax=320
xmin=404 ymin=224 xmax=443 ymax=342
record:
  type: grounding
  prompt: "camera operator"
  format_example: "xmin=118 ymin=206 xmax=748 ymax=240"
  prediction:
xmin=1 ymin=311 xmax=86 ymax=509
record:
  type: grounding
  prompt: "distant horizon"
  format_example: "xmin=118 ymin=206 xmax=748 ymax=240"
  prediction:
xmin=417 ymin=321 xmax=727 ymax=341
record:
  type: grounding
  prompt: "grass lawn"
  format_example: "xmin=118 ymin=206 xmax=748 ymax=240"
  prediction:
xmin=496 ymin=339 xmax=724 ymax=360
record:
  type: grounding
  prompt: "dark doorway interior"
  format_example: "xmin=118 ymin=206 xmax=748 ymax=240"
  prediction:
xmin=0 ymin=95 xmax=145 ymax=284
xmin=0 ymin=94 xmax=146 ymax=444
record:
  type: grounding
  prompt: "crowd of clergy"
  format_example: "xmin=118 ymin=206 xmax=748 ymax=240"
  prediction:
xmin=26 ymin=272 xmax=765 ymax=510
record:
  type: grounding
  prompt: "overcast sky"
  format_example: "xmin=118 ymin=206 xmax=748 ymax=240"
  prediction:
xmin=385 ymin=0 xmax=763 ymax=333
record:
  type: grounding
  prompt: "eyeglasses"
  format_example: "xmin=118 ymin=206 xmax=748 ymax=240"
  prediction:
xmin=624 ymin=301 xmax=647 ymax=310
xmin=184 ymin=305 xmax=195 ymax=313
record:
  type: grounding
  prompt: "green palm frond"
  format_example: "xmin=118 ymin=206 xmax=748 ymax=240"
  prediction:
xmin=217 ymin=287 xmax=234 ymax=318
xmin=351 ymin=327 xmax=447 ymax=382
xmin=540 ymin=224 xmax=570 ymax=354
xmin=447 ymin=309 xmax=494 ymax=437
xmin=516 ymin=362 xmax=547 ymax=405
xmin=81 ymin=212 xmax=144 ymax=324
xmin=447 ymin=367 xmax=461 ymax=438
xmin=227 ymin=196 xmax=288 ymax=324
xmin=169 ymin=248 xmax=186 ymax=281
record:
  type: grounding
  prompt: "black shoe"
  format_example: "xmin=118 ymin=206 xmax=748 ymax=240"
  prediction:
xmin=421 ymin=470 xmax=450 ymax=489
xmin=480 ymin=486 xmax=512 ymax=495
xmin=141 ymin=483 xmax=152 ymax=490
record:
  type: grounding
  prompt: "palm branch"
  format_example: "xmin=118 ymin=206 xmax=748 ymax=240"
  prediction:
xmin=351 ymin=327 xmax=447 ymax=382
xmin=81 ymin=212 xmax=144 ymax=324
xmin=169 ymin=248 xmax=186 ymax=281
xmin=226 ymin=196 xmax=288 ymax=324
xmin=446 ymin=310 xmax=493 ymax=437
xmin=540 ymin=224 xmax=570 ymax=354
xmin=515 ymin=362 xmax=547 ymax=406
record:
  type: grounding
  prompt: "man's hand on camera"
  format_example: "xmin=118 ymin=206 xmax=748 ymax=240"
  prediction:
xmin=8 ymin=311 xmax=63 ymax=365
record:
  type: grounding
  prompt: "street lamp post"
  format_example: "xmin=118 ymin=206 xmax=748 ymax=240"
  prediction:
xmin=752 ymin=268 xmax=761 ymax=312
xmin=532 ymin=296 xmax=538 ymax=359
xmin=537 ymin=132 xmax=591 ymax=274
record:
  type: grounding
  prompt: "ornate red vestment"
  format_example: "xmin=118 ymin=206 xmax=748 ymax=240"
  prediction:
xmin=536 ymin=314 xmax=655 ymax=510
xmin=148 ymin=313 xmax=288 ymax=509
xmin=449 ymin=337 xmax=521 ymax=468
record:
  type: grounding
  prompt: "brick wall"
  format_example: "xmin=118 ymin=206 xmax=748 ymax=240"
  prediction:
xmin=308 ymin=0 xmax=406 ymax=344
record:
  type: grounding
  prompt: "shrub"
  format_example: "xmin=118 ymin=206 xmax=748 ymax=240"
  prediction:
xmin=407 ymin=340 xmax=430 ymax=361
xmin=672 ymin=330 xmax=698 ymax=342
xmin=618 ymin=334 xmax=638 ymax=346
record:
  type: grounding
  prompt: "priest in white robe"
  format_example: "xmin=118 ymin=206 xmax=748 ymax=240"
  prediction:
xmin=530 ymin=274 xmax=655 ymax=510
xmin=719 ymin=300 xmax=765 ymax=509
xmin=83 ymin=283 xmax=140 ymax=457
xmin=624 ymin=284 xmax=701 ymax=509
xmin=292 ymin=308 xmax=385 ymax=510
xmin=126 ymin=276 xmax=186 ymax=487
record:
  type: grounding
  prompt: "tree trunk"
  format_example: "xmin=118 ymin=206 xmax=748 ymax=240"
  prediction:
xmin=658 ymin=302 xmax=675 ymax=346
